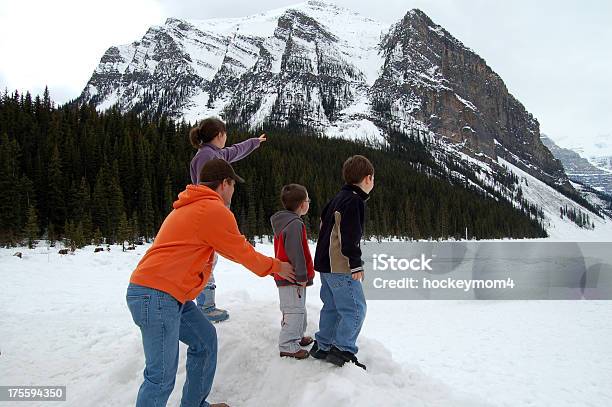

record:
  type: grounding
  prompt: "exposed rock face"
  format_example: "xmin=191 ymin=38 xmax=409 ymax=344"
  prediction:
xmin=372 ymin=9 xmax=570 ymax=191
xmin=78 ymin=1 xmax=573 ymax=193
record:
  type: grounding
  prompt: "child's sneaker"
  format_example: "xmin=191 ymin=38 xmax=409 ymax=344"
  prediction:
xmin=280 ymin=349 xmax=310 ymax=359
xmin=325 ymin=346 xmax=366 ymax=370
xmin=309 ymin=340 xmax=329 ymax=359
xmin=299 ymin=336 xmax=314 ymax=346
xmin=200 ymin=306 xmax=230 ymax=323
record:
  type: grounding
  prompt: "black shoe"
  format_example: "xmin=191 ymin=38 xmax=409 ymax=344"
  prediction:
xmin=325 ymin=346 xmax=367 ymax=370
xmin=309 ymin=340 xmax=329 ymax=360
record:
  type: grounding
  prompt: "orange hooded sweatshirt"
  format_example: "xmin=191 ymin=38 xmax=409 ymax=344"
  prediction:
xmin=129 ymin=184 xmax=280 ymax=303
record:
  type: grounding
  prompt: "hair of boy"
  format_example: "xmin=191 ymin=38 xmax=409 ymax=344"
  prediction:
xmin=189 ymin=117 xmax=227 ymax=149
xmin=281 ymin=184 xmax=308 ymax=212
xmin=342 ymin=155 xmax=374 ymax=184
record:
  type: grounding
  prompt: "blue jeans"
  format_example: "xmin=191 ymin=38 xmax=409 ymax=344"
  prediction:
xmin=314 ymin=273 xmax=367 ymax=355
xmin=196 ymin=273 xmax=216 ymax=310
xmin=126 ymin=283 xmax=217 ymax=407
xmin=196 ymin=255 xmax=218 ymax=310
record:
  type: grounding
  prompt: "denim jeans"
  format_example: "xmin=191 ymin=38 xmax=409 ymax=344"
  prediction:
xmin=196 ymin=255 xmax=218 ymax=310
xmin=314 ymin=273 xmax=367 ymax=355
xmin=126 ymin=283 xmax=217 ymax=407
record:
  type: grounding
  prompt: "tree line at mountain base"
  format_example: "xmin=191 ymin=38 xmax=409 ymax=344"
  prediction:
xmin=0 ymin=89 xmax=548 ymax=248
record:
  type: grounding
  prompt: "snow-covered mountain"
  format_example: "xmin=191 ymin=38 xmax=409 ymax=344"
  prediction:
xmin=541 ymin=134 xmax=612 ymax=196
xmin=78 ymin=2 xmax=566 ymax=183
xmin=548 ymin=133 xmax=612 ymax=173
xmin=77 ymin=0 xmax=612 ymax=238
xmin=79 ymin=2 xmax=389 ymax=138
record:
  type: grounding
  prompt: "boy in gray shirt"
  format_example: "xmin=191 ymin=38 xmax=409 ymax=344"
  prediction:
xmin=270 ymin=184 xmax=315 ymax=359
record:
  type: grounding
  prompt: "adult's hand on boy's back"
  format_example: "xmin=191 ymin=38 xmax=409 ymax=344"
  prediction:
xmin=277 ymin=261 xmax=296 ymax=283
xmin=352 ymin=271 xmax=364 ymax=281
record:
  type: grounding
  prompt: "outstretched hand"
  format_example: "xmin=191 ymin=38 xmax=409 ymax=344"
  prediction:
xmin=277 ymin=261 xmax=296 ymax=283
xmin=258 ymin=134 xmax=267 ymax=143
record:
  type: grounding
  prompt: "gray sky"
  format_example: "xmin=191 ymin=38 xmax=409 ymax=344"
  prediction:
xmin=1 ymin=0 xmax=610 ymax=150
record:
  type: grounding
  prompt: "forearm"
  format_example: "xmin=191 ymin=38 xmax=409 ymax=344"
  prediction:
xmin=216 ymin=239 xmax=280 ymax=277
xmin=221 ymin=138 xmax=260 ymax=163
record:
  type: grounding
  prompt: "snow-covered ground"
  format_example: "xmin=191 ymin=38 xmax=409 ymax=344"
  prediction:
xmin=2 ymin=242 xmax=611 ymax=407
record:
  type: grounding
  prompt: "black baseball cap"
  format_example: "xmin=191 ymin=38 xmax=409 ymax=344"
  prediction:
xmin=199 ymin=159 xmax=245 ymax=183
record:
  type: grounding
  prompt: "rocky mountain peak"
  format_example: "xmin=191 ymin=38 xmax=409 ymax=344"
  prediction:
xmin=276 ymin=9 xmax=338 ymax=43
xmin=79 ymin=2 xmax=575 ymax=196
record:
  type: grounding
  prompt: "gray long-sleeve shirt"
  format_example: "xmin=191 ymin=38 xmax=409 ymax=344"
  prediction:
xmin=190 ymin=138 xmax=261 ymax=184
xmin=270 ymin=210 xmax=314 ymax=286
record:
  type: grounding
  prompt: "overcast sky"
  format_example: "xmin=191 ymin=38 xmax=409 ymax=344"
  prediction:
xmin=0 ymin=0 xmax=610 ymax=150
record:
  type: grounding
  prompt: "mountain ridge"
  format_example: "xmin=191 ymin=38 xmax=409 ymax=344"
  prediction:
xmin=77 ymin=1 xmax=612 ymax=234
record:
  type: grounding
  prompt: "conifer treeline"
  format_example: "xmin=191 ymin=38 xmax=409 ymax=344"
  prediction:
xmin=0 ymin=89 xmax=547 ymax=247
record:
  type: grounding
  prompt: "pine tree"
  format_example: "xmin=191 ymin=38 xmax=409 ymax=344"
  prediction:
xmin=73 ymin=222 xmax=86 ymax=249
xmin=139 ymin=177 xmax=155 ymax=241
xmin=91 ymin=167 xmax=109 ymax=237
xmin=130 ymin=216 xmax=140 ymax=245
xmin=246 ymin=182 xmax=257 ymax=241
xmin=163 ymin=175 xmax=174 ymax=216
xmin=47 ymin=144 xmax=66 ymax=233
xmin=63 ymin=220 xmax=75 ymax=251
xmin=108 ymin=161 xmax=125 ymax=242
xmin=0 ymin=133 xmax=21 ymax=245
xmin=93 ymin=228 xmax=104 ymax=247
xmin=117 ymin=211 xmax=130 ymax=251
xmin=23 ymin=205 xmax=39 ymax=249
xmin=78 ymin=178 xmax=93 ymax=240
xmin=47 ymin=223 xmax=57 ymax=247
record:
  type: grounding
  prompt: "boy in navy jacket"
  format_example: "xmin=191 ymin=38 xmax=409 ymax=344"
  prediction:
xmin=311 ymin=155 xmax=374 ymax=369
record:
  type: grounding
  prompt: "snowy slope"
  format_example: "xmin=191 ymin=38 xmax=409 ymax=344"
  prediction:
xmin=2 ymin=243 xmax=612 ymax=407
xmin=498 ymin=157 xmax=612 ymax=241
xmin=189 ymin=1 xmax=388 ymax=84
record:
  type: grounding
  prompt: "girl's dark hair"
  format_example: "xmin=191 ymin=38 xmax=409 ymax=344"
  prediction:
xmin=189 ymin=117 xmax=227 ymax=148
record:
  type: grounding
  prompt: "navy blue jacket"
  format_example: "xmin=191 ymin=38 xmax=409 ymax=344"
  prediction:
xmin=314 ymin=184 xmax=369 ymax=274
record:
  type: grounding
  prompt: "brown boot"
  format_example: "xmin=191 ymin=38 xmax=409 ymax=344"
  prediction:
xmin=299 ymin=336 xmax=314 ymax=347
xmin=280 ymin=349 xmax=310 ymax=359
xmin=210 ymin=404 xmax=230 ymax=407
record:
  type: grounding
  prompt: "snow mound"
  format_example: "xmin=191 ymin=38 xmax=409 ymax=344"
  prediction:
xmin=197 ymin=296 xmax=488 ymax=407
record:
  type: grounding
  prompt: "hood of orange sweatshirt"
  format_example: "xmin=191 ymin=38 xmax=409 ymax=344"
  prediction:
xmin=173 ymin=184 xmax=223 ymax=210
